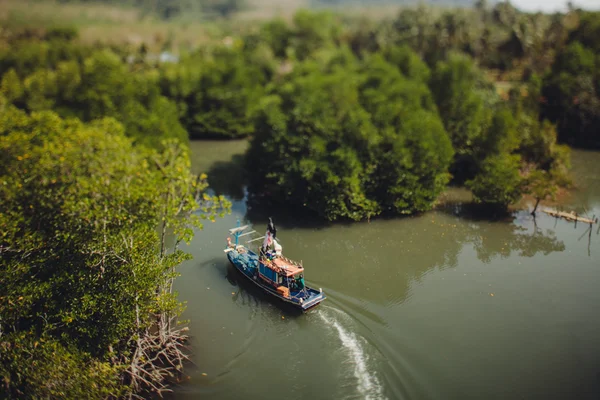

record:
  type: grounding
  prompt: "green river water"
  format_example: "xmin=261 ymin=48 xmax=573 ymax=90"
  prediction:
xmin=172 ymin=141 xmax=600 ymax=400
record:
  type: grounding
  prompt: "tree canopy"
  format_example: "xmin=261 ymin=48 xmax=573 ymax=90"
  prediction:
xmin=0 ymin=106 xmax=229 ymax=397
xmin=246 ymin=48 xmax=454 ymax=221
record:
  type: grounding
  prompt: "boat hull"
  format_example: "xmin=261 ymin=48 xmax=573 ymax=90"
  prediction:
xmin=227 ymin=249 xmax=325 ymax=312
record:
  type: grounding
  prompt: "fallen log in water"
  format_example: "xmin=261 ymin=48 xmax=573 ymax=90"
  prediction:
xmin=542 ymin=208 xmax=598 ymax=224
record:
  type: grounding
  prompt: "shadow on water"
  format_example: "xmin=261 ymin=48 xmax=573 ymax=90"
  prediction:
xmin=367 ymin=201 xmax=513 ymax=225
xmin=203 ymin=152 xmax=336 ymax=230
xmin=244 ymin=195 xmax=336 ymax=230
xmin=206 ymin=154 xmax=246 ymax=201
xmin=436 ymin=198 xmax=515 ymax=223
xmin=245 ymin=189 xmax=510 ymax=229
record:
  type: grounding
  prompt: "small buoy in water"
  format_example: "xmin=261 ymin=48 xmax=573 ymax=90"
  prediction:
xmin=281 ymin=316 xmax=285 ymax=319
xmin=490 ymin=293 xmax=494 ymax=297
xmin=202 ymin=373 xmax=207 ymax=376
xmin=232 ymin=292 xmax=235 ymax=295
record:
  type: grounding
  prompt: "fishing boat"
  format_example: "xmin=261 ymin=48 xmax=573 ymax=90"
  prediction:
xmin=224 ymin=219 xmax=326 ymax=312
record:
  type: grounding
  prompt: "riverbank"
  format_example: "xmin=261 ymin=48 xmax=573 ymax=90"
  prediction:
xmin=189 ymin=139 xmax=587 ymax=224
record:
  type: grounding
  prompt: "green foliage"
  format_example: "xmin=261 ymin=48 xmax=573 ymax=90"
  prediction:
xmin=368 ymin=110 xmax=453 ymax=214
xmin=291 ymin=10 xmax=341 ymax=61
xmin=552 ymin=41 xmax=596 ymax=76
xmin=0 ymin=37 xmax=187 ymax=148
xmin=45 ymin=26 xmax=79 ymax=41
xmin=0 ymin=69 xmax=23 ymax=104
xmin=246 ymin=49 xmax=453 ymax=221
xmin=0 ymin=107 xmax=230 ymax=396
xmin=525 ymin=169 xmax=557 ymax=213
xmin=201 ymin=0 xmax=246 ymax=18
xmin=382 ymin=45 xmax=431 ymax=83
xmin=0 ymin=333 xmax=123 ymax=399
xmin=542 ymin=37 xmax=600 ymax=148
xmin=467 ymin=153 xmax=524 ymax=208
xmin=481 ymin=106 xmax=519 ymax=155
xmin=430 ymin=53 xmax=495 ymax=179
xmin=0 ymin=36 xmax=89 ymax=79
xmin=182 ymin=47 xmax=269 ymax=139
xmin=0 ymin=5 xmax=585 ymax=218
xmin=248 ymin=65 xmax=379 ymax=221
xmin=568 ymin=11 xmax=600 ymax=53
xmin=259 ymin=19 xmax=293 ymax=58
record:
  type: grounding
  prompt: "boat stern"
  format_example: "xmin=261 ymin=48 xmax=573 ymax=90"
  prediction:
xmin=300 ymin=289 xmax=326 ymax=311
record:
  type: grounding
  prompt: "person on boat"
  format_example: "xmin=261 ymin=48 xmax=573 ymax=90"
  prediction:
xmin=267 ymin=217 xmax=277 ymax=239
xmin=273 ymin=239 xmax=282 ymax=256
xmin=261 ymin=231 xmax=273 ymax=256
xmin=289 ymin=275 xmax=301 ymax=290
xmin=295 ymin=274 xmax=305 ymax=290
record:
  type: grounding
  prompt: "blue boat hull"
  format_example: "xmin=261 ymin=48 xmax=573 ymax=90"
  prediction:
xmin=227 ymin=249 xmax=325 ymax=312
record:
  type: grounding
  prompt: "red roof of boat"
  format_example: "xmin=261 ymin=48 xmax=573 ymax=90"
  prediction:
xmin=265 ymin=257 xmax=303 ymax=277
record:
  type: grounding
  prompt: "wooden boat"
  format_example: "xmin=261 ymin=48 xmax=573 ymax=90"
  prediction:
xmin=224 ymin=220 xmax=326 ymax=312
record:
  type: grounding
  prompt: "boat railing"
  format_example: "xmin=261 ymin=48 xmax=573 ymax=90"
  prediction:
xmin=278 ymin=255 xmax=303 ymax=268
xmin=260 ymin=257 xmax=279 ymax=272
xmin=259 ymin=251 xmax=303 ymax=268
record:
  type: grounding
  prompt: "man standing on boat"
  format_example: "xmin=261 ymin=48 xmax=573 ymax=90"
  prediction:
xmin=261 ymin=218 xmax=279 ymax=259
xmin=296 ymin=274 xmax=305 ymax=290
xmin=267 ymin=217 xmax=277 ymax=238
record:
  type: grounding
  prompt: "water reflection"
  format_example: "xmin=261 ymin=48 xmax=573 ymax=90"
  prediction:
xmin=470 ymin=217 xmax=566 ymax=262
xmin=245 ymin=195 xmax=336 ymax=230
xmin=281 ymin=211 xmax=567 ymax=307
xmin=567 ymin=150 xmax=600 ymax=212
xmin=206 ymin=154 xmax=246 ymax=201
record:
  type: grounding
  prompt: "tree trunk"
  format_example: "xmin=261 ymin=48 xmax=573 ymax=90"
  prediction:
xmin=531 ymin=197 xmax=541 ymax=215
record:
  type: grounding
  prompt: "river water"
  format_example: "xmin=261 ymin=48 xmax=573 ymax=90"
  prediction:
xmin=173 ymin=142 xmax=600 ymax=400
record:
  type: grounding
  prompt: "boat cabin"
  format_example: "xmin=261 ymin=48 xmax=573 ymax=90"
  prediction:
xmin=258 ymin=254 xmax=306 ymax=292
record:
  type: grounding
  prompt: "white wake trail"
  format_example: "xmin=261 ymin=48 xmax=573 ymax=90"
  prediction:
xmin=319 ymin=310 xmax=386 ymax=400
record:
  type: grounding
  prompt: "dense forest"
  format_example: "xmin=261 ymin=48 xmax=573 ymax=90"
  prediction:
xmin=1 ymin=0 xmax=599 ymax=397
xmin=0 ymin=107 xmax=230 ymax=397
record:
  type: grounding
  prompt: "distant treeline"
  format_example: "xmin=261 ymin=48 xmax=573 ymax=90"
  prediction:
xmin=1 ymin=5 xmax=597 ymax=221
xmin=56 ymin=0 xmax=245 ymax=18
xmin=2 ymin=4 xmax=598 ymax=146
xmin=54 ymin=0 xmax=481 ymax=19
